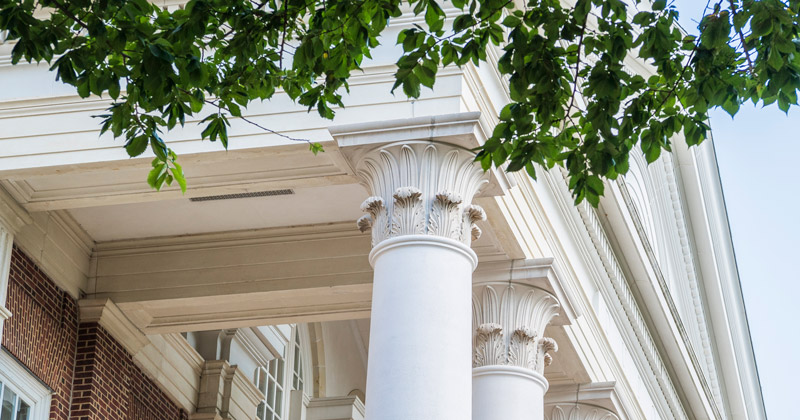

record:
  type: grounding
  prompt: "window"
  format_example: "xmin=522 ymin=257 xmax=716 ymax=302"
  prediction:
xmin=0 ymin=381 xmax=30 ymax=420
xmin=0 ymin=352 xmax=50 ymax=420
xmin=253 ymin=324 xmax=308 ymax=420
xmin=291 ymin=330 xmax=304 ymax=392
xmin=255 ymin=357 xmax=285 ymax=420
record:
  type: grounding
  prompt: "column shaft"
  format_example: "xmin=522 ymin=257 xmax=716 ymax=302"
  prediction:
xmin=366 ymin=236 xmax=475 ymax=420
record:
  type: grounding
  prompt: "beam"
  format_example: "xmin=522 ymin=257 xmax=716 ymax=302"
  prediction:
xmin=89 ymin=222 xmax=549 ymax=334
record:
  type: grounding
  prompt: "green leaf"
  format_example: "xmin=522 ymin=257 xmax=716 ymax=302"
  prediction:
xmin=125 ymin=135 xmax=149 ymax=157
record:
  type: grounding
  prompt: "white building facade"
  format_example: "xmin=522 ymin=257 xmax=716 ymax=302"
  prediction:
xmin=0 ymin=2 xmax=764 ymax=420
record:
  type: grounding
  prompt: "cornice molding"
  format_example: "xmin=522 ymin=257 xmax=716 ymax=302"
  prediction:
xmin=306 ymin=395 xmax=366 ymax=420
xmin=79 ymin=298 xmax=150 ymax=352
xmin=79 ymin=298 xmax=203 ymax=412
xmin=675 ymin=139 xmax=767 ymax=419
xmin=230 ymin=327 xmax=277 ymax=367
xmin=613 ymin=157 xmax=722 ymax=418
xmin=0 ymin=186 xmax=32 ymax=234
xmin=539 ymin=168 xmax=688 ymax=420
xmin=93 ymin=221 xmax=363 ymax=255
xmin=545 ymin=382 xmax=627 ymax=420
xmin=545 ymin=403 xmax=620 ymax=420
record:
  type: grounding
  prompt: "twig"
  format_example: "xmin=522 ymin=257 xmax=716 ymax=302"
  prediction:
xmin=726 ymin=0 xmax=755 ymax=75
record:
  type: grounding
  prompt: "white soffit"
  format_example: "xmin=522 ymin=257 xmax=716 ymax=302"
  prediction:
xmin=69 ymin=184 xmax=369 ymax=242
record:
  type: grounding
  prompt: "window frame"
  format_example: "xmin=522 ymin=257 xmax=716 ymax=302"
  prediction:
xmin=253 ymin=324 xmax=312 ymax=420
xmin=254 ymin=356 xmax=287 ymax=420
xmin=0 ymin=351 xmax=51 ymax=420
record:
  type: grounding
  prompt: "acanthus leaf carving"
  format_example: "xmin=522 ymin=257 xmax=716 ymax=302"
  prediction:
xmin=537 ymin=337 xmax=558 ymax=371
xmin=353 ymin=142 xmax=489 ymax=247
xmin=508 ymin=327 xmax=538 ymax=370
xmin=357 ymin=215 xmax=373 ymax=233
xmin=473 ymin=323 xmax=504 ymax=367
xmin=429 ymin=191 xmax=463 ymax=240
xmin=463 ymin=204 xmax=486 ymax=242
xmin=391 ymin=187 xmax=425 ymax=236
xmin=360 ymin=196 xmax=387 ymax=246
xmin=472 ymin=283 xmax=560 ymax=374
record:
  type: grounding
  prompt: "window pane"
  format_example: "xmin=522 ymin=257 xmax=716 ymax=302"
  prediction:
xmin=257 ymin=402 xmax=266 ymax=420
xmin=258 ymin=369 xmax=267 ymax=395
xmin=16 ymin=401 xmax=30 ymax=420
xmin=276 ymin=359 xmax=284 ymax=384
xmin=0 ymin=386 xmax=16 ymax=420
xmin=275 ymin=388 xmax=283 ymax=418
xmin=269 ymin=359 xmax=277 ymax=377
xmin=267 ymin=381 xmax=275 ymax=408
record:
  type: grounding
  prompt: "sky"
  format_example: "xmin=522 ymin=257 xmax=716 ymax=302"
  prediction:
xmin=670 ymin=1 xmax=799 ymax=418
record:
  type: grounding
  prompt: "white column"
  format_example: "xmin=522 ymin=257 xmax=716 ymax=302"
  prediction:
xmin=0 ymin=222 xmax=14 ymax=339
xmin=353 ymin=141 xmax=488 ymax=420
xmin=472 ymin=281 xmax=561 ymax=420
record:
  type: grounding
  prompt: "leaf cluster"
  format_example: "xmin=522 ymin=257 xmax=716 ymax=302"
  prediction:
xmin=2 ymin=0 xmax=798 ymax=203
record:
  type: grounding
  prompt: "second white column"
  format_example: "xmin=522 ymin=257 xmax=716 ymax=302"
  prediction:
xmin=472 ymin=280 xmax=561 ymax=420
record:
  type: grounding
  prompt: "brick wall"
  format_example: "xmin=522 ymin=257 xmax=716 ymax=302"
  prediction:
xmin=2 ymin=245 xmax=187 ymax=420
xmin=71 ymin=323 xmax=187 ymax=420
xmin=2 ymin=245 xmax=78 ymax=420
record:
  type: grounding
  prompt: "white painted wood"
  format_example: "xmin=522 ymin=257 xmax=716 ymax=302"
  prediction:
xmin=473 ymin=366 xmax=548 ymax=420
xmin=366 ymin=235 xmax=476 ymax=420
xmin=0 ymin=350 xmax=52 ymax=420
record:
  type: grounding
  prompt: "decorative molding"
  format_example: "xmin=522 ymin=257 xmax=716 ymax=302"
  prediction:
xmin=675 ymin=139 xmax=766 ymax=419
xmin=541 ymin=167 xmax=688 ymax=419
xmin=0 ymin=186 xmax=32 ymax=233
xmin=79 ymin=298 xmax=151 ymax=351
xmin=0 ymin=217 xmax=13 ymax=308
xmin=351 ymin=141 xmax=489 ymax=247
xmin=79 ymin=298 xmax=203 ymax=412
xmin=472 ymin=258 xmax=578 ymax=324
xmin=305 ymin=395 xmax=366 ymax=420
xmin=0 ymin=203 xmax=22 ymax=338
xmin=0 ymin=350 xmax=52 ymax=420
xmin=613 ymin=155 xmax=722 ymax=418
xmin=660 ymin=152 xmax=722 ymax=405
xmin=545 ymin=382 xmax=628 ymax=420
xmin=545 ymin=403 xmax=620 ymax=420
xmin=472 ymin=282 xmax=560 ymax=374
xmin=194 ymin=360 xmax=263 ymax=420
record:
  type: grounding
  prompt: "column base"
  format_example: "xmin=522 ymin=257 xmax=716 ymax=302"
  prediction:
xmin=473 ymin=365 xmax=549 ymax=420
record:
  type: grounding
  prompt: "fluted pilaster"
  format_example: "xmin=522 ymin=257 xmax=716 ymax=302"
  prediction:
xmin=472 ymin=282 xmax=561 ymax=374
xmin=354 ymin=141 xmax=489 ymax=247
xmin=0 ymin=221 xmax=14 ymax=337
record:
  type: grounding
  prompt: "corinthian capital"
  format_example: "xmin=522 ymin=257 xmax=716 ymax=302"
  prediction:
xmin=472 ymin=282 xmax=561 ymax=374
xmin=352 ymin=141 xmax=489 ymax=247
xmin=330 ymin=113 xmax=515 ymax=249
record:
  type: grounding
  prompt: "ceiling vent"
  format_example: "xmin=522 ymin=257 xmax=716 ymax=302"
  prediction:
xmin=189 ymin=189 xmax=295 ymax=202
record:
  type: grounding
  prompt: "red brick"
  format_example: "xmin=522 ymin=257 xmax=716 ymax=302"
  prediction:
xmin=2 ymin=246 xmax=187 ymax=420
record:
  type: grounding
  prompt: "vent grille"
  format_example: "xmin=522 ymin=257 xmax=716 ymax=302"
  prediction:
xmin=189 ymin=189 xmax=295 ymax=202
